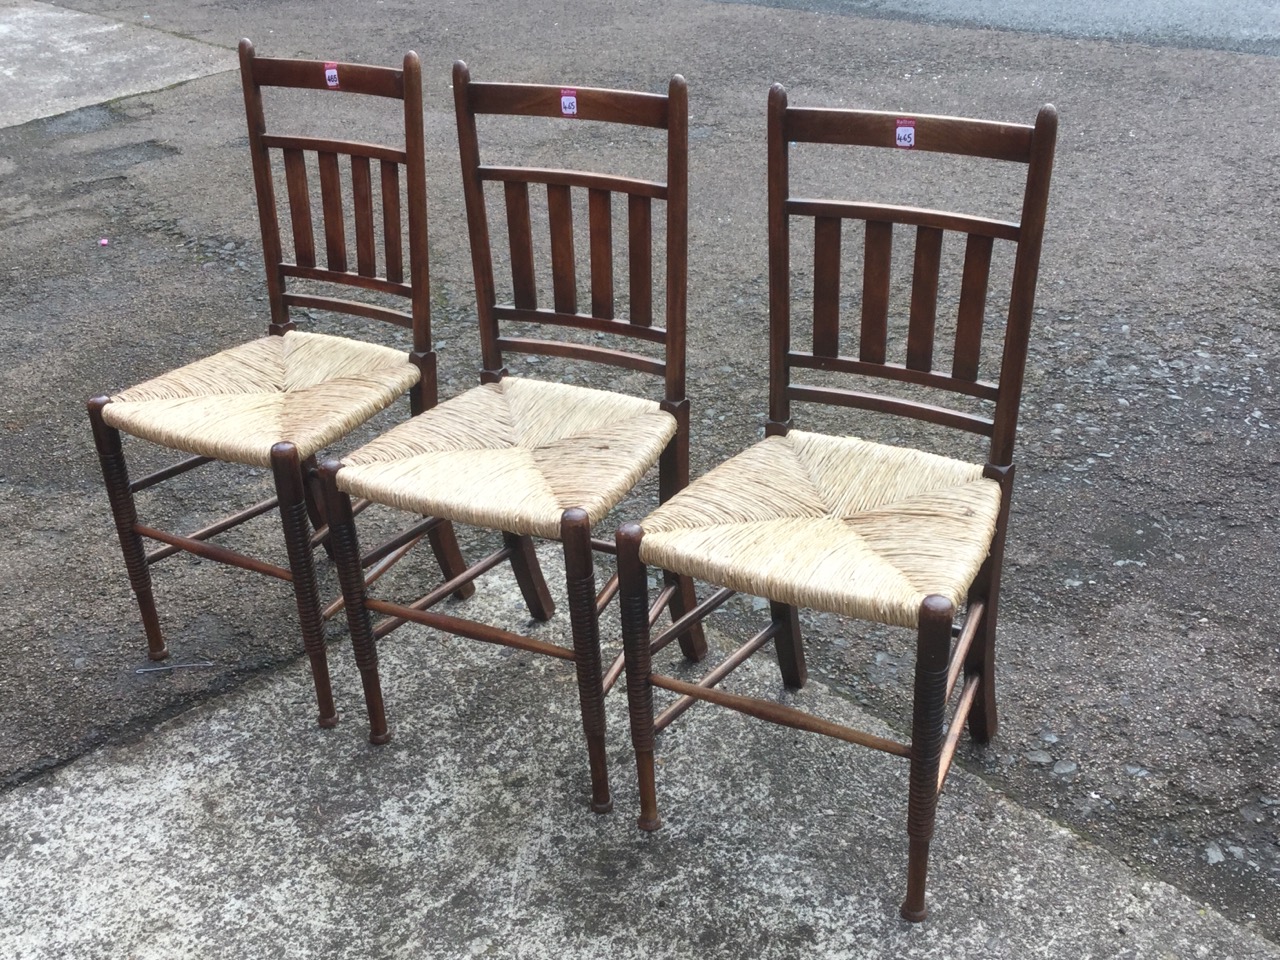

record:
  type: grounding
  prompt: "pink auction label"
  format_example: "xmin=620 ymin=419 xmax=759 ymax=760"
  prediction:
xmin=324 ymin=62 xmax=340 ymax=89
xmin=895 ymin=117 xmax=916 ymax=149
xmin=560 ymin=88 xmax=578 ymax=117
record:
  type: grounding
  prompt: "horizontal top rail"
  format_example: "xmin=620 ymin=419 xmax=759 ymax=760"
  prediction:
xmin=785 ymin=108 xmax=1034 ymax=163
xmin=467 ymin=81 xmax=671 ymax=128
xmin=250 ymin=55 xmax=406 ymax=99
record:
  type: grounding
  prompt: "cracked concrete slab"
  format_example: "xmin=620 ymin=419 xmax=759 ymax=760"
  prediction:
xmin=0 ymin=559 xmax=1276 ymax=958
xmin=0 ymin=0 xmax=234 ymax=128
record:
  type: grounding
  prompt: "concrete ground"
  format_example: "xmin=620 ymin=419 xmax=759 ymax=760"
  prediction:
xmin=1 ymin=0 xmax=1277 ymax=956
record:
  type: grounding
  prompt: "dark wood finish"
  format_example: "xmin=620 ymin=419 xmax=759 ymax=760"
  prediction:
xmin=381 ymin=160 xmax=403 ymax=283
xmin=615 ymin=82 xmax=1058 ymax=924
xmin=783 ymin=107 xmax=1035 ymax=162
xmin=352 ymin=156 xmax=376 ymax=277
xmin=547 ymin=183 xmax=578 ymax=313
xmin=906 ymin=226 xmax=943 ymax=371
xmin=87 ymin=41 xmax=450 ymax=730
xmin=317 ymin=151 xmax=347 ymax=272
xmin=504 ymin=182 xmax=538 ymax=309
xmin=589 ymin=189 xmax=614 ymax=319
xmin=282 ymin=149 xmax=316 ymax=268
xmin=628 ymin=195 xmax=653 ymax=326
xmin=309 ymin=63 xmax=700 ymax=812
xmin=857 ymin=220 xmax=892 ymax=364
xmin=453 ymin=59 xmax=687 ymax=398
xmin=787 ymin=200 xmax=1020 ymax=242
xmin=481 ymin=165 xmax=666 ymax=199
xmin=812 ymin=217 xmax=842 ymax=357
xmin=953 ymin=234 xmax=994 ymax=380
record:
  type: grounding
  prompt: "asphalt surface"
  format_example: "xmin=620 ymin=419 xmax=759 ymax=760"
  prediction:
xmin=1 ymin=0 xmax=1277 ymax=955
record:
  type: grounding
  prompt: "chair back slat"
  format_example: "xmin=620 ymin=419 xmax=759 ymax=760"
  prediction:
xmin=811 ymin=217 xmax=842 ymax=357
xmin=239 ymin=39 xmax=433 ymax=407
xmin=628 ymin=195 xmax=654 ymax=327
xmin=351 ymin=156 xmax=376 ymax=277
xmin=547 ymin=183 xmax=578 ymax=314
xmin=503 ymin=182 xmax=538 ymax=309
xmin=589 ymin=189 xmax=615 ymax=319
xmin=282 ymin=149 xmax=316 ymax=269
xmin=317 ymin=152 xmax=347 ymax=272
xmin=859 ymin=220 xmax=893 ymax=363
xmin=380 ymin=160 xmax=403 ymax=283
xmin=953 ymin=233 xmax=993 ymax=381
xmin=453 ymin=60 xmax=688 ymax=400
xmin=906 ymin=225 xmax=943 ymax=372
xmin=767 ymin=82 xmax=1057 ymax=465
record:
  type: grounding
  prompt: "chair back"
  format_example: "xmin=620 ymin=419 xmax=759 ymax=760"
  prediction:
xmin=767 ymin=83 xmax=1057 ymax=467
xmin=452 ymin=61 xmax=689 ymax=406
xmin=238 ymin=39 xmax=433 ymax=409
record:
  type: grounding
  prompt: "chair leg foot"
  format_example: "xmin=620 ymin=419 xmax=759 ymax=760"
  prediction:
xmin=147 ymin=645 xmax=170 ymax=662
xmin=900 ymin=837 xmax=930 ymax=922
xmin=636 ymin=746 xmax=662 ymax=831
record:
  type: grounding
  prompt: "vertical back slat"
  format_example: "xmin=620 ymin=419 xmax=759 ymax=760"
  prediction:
xmin=589 ymin=188 xmax=614 ymax=319
xmin=812 ymin=216 xmax=842 ymax=357
xmin=547 ymin=183 xmax=577 ymax=314
xmin=504 ymin=181 xmax=537 ymax=310
xmin=352 ymin=156 xmax=376 ymax=277
xmin=282 ymin=149 xmax=316 ymax=269
xmin=628 ymin=195 xmax=653 ymax=327
xmin=906 ymin=225 xmax=943 ymax=371
xmin=318 ymin=151 xmax=348 ymax=272
xmin=859 ymin=220 xmax=893 ymax=364
xmin=953 ymin=233 xmax=993 ymax=381
xmin=380 ymin=160 xmax=403 ymax=284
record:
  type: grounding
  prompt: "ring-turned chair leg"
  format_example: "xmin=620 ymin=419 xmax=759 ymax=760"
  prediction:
xmin=88 ymin=397 xmax=167 ymax=661
xmin=273 ymin=443 xmax=337 ymax=728
xmin=319 ymin=461 xmax=391 ymax=744
xmin=618 ymin=523 xmax=661 ymax=831
xmin=901 ymin=595 xmax=954 ymax=922
xmin=562 ymin=508 xmax=612 ymax=813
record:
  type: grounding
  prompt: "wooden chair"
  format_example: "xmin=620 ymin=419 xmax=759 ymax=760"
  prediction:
xmin=617 ymin=84 xmax=1057 ymax=919
xmin=87 ymin=40 xmax=469 ymax=727
xmin=316 ymin=61 xmax=706 ymax=813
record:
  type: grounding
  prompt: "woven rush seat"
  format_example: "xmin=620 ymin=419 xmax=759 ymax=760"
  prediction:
xmin=336 ymin=377 xmax=677 ymax=539
xmin=638 ymin=431 xmax=1001 ymax=629
xmin=102 ymin=331 xmax=419 ymax=468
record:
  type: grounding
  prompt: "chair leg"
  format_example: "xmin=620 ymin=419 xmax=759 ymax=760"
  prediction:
xmin=427 ymin=521 xmax=477 ymax=601
xmin=87 ymin=398 xmax=167 ymax=661
xmin=272 ymin=443 xmax=338 ymax=728
xmin=901 ymin=595 xmax=954 ymax=923
xmin=664 ymin=570 xmax=708 ymax=662
xmin=300 ymin=454 xmax=332 ymax=557
xmin=318 ymin=461 xmax=391 ymax=744
xmin=965 ymin=560 xmax=1000 ymax=744
xmin=561 ymin=508 xmax=612 ymax=814
xmin=618 ymin=523 xmax=661 ymax=832
xmin=770 ymin=601 xmax=807 ymax=689
xmin=968 ymin=464 xmax=1014 ymax=744
xmin=502 ymin=531 xmax=555 ymax=621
